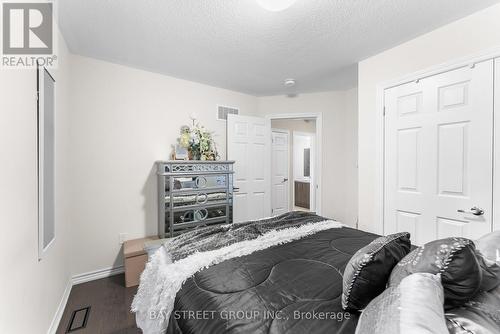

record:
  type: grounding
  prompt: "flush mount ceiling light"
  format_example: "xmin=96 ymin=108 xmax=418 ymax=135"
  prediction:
xmin=256 ymin=0 xmax=297 ymax=12
xmin=284 ymin=78 xmax=296 ymax=87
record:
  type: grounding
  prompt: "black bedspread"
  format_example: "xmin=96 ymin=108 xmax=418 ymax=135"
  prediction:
xmin=167 ymin=226 xmax=379 ymax=334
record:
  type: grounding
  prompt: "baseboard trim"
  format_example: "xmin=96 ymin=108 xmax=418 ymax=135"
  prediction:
xmin=71 ymin=265 xmax=125 ymax=285
xmin=47 ymin=266 xmax=124 ymax=334
xmin=47 ymin=266 xmax=125 ymax=334
xmin=47 ymin=278 xmax=72 ymax=334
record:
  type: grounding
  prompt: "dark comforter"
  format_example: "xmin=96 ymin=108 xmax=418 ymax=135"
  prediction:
xmin=166 ymin=222 xmax=379 ymax=334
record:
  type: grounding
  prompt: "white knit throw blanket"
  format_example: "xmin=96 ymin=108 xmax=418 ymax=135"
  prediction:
xmin=132 ymin=220 xmax=343 ymax=334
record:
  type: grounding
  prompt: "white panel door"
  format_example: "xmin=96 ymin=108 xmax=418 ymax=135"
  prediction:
xmin=385 ymin=60 xmax=494 ymax=245
xmin=271 ymin=130 xmax=289 ymax=215
xmin=227 ymin=114 xmax=271 ymax=223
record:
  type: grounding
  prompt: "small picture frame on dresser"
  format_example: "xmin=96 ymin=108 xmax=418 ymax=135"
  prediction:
xmin=174 ymin=144 xmax=188 ymax=160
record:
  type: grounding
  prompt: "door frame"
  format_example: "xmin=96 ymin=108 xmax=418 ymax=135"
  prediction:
xmin=271 ymin=128 xmax=292 ymax=213
xmin=374 ymin=46 xmax=500 ymax=236
xmin=266 ymin=113 xmax=323 ymax=215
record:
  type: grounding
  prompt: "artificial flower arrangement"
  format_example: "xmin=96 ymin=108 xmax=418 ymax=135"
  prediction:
xmin=177 ymin=119 xmax=219 ymax=161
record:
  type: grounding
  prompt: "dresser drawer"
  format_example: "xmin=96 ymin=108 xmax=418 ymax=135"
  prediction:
xmin=166 ymin=174 xmax=229 ymax=192
xmin=168 ymin=191 xmax=229 ymax=208
xmin=165 ymin=205 xmax=229 ymax=231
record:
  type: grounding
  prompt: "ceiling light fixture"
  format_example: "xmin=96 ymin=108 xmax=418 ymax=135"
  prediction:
xmin=284 ymin=78 xmax=296 ymax=87
xmin=256 ymin=0 xmax=297 ymax=12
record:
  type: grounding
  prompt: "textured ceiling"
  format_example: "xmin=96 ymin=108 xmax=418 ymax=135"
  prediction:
xmin=58 ymin=0 xmax=500 ymax=96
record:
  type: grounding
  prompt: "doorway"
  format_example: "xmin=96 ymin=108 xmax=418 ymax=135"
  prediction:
xmin=270 ymin=116 xmax=319 ymax=214
xmin=227 ymin=113 xmax=322 ymax=222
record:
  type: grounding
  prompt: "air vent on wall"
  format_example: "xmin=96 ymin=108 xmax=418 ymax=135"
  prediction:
xmin=217 ymin=105 xmax=239 ymax=121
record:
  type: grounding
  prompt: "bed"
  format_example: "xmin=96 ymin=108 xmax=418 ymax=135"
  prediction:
xmin=134 ymin=211 xmax=500 ymax=334
xmin=161 ymin=213 xmax=379 ymax=334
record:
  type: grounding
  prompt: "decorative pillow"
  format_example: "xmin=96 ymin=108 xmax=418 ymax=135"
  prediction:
xmin=445 ymin=285 xmax=500 ymax=334
xmin=356 ymin=273 xmax=448 ymax=334
xmin=389 ymin=237 xmax=482 ymax=309
xmin=341 ymin=232 xmax=411 ymax=311
xmin=475 ymin=231 xmax=500 ymax=292
xmin=475 ymin=250 xmax=500 ymax=292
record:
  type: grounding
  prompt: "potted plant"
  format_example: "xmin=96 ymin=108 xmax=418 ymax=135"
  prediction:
xmin=177 ymin=121 xmax=218 ymax=161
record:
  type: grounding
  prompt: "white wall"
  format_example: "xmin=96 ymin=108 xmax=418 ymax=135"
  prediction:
xmin=68 ymin=55 xmax=258 ymax=274
xmin=257 ymin=89 xmax=358 ymax=227
xmin=358 ymin=3 xmax=500 ymax=234
xmin=0 ymin=26 xmax=72 ymax=333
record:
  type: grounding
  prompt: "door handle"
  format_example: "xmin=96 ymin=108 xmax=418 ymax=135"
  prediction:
xmin=233 ymin=187 xmax=240 ymax=193
xmin=282 ymin=178 xmax=289 ymax=183
xmin=457 ymin=206 xmax=484 ymax=216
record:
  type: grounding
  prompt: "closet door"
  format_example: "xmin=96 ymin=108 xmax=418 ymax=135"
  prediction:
xmin=384 ymin=60 xmax=494 ymax=245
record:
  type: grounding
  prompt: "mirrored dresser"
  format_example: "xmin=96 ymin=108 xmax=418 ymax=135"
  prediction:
xmin=156 ymin=161 xmax=235 ymax=238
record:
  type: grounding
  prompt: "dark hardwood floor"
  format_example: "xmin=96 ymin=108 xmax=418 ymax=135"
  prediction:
xmin=57 ymin=274 xmax=141 ymax=334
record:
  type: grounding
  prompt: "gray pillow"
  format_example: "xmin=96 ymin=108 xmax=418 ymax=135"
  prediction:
xmin=446 ymin=285 xmax=500 ymax=334
xmin=442 ymin=233 xmax=500 ymax=334
xmin=342 ymin=232 xmax=411 ymax=311
xmin=475 ymin=250 xmax=500 ymax=292
xmin=356 ymin=273 xmax=448 ymax=334
xmin=389 ymin=237 xmax=482 ymax=309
